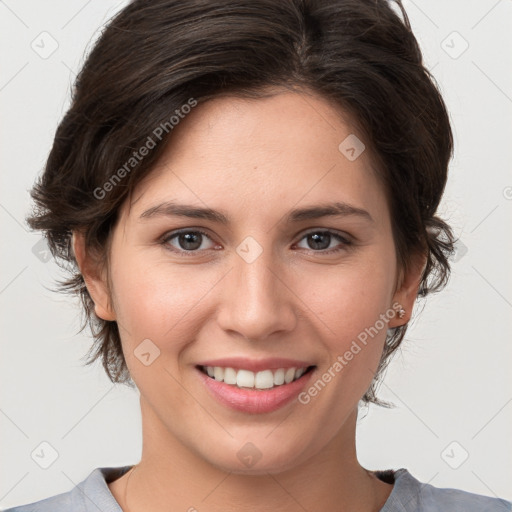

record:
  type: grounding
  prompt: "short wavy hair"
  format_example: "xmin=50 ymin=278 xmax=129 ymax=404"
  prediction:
xmin=26 ymin=0 xmax=455 ymax=407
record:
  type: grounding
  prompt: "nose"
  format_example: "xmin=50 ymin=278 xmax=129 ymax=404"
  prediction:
xmin=216 ymin=245 xmax=297 ymax=342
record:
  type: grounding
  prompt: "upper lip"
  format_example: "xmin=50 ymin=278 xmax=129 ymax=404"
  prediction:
xmin=195 ymin=357 xmax=315 ymax=372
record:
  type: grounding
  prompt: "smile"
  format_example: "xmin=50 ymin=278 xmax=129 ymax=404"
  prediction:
xmin=196 ymin=362 xmax=317 ymax=414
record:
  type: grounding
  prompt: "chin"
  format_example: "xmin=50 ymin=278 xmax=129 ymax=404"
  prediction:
xmin=200 ymin=436 xmax=314 ymax=476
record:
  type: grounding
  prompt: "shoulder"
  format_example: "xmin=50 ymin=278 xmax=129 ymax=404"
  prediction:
xmin=2 ymin=466 xmax=133 ymax=512
xmin=379 ymin=468 xmax=512 ymax=512
xmin=2 ymin=488 xmax=75 ymax=512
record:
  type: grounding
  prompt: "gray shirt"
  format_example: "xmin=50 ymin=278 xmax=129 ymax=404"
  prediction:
xmin=3 ymin=466 xmax=511 ymax=511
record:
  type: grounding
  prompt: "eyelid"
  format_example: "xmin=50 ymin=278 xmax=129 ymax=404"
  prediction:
xmin=299 ymin=227 xmax=353 ymax=243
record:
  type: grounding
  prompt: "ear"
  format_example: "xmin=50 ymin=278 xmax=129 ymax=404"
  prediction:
xmin=72 ymin=230 xmax=116 ymax=321
xmin=388 ymin=251 xmax=427 ymax=328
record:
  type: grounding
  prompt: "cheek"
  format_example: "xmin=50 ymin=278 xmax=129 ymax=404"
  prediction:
xmin=109 ymin=253 xmax=217 ymax=352
xmin=298 ymin=255 xmax=395 ymax=339
xmin=293 ymin=247 xmax=396 ymax=390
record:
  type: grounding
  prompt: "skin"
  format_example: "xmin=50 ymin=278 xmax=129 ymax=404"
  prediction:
xmin=74 ymin=87 xmax=425 ymax=512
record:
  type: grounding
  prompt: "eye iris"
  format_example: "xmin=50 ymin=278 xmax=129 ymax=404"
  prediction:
xmin=179 ymin=232 xmax=202 ymax=250
xmin=308 ymin=232 xmax=330 ymax=250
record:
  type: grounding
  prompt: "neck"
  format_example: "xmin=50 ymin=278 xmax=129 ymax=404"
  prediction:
xmin=111 ymin=399 xmax=393 ymax=512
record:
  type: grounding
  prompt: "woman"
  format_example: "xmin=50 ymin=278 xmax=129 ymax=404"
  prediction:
xmin=6 ymin=0 xmax=511 ymax=511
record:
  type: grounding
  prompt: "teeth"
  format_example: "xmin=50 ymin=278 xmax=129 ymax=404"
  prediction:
xmin=236 ymin=369 xmax=254 ymax=388
xmin=273 ymin=368 xmax=285 ymax=385
xmin=254 ymin=369 xmax=274 ymax=389
xmin=295 ymin=367 xmax=305 ymax=379
xmin=213 ymin=367 xmax=224 ymax=381
xmin=202 ymin=366 xmax=310 ymax=389
xmin=223 ymin=367 xmax=237 ymax=385
xmin=284 ymin=368 xmax=296 ymax=384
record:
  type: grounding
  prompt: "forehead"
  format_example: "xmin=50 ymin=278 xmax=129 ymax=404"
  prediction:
xmin=123 ymin=89 xmax=388 ymax=227
xmin=154 ymin=88 xmax=363 ymax=169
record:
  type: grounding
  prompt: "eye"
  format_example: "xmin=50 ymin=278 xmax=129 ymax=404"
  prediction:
xmin=160 ymin=228 xmax=352 ymax=256
xmin=295 ymin=230 xmax=352 ymax=254
xmin=161 ymin=229 xmax=218 ymax=254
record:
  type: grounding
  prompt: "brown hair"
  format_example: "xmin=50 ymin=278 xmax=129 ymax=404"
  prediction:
xmin=26 ymin=0 xmax=455 ymax=406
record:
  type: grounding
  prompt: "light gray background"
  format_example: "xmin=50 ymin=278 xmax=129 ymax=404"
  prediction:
xmin=1 ymin=0 xmax=511 ymax=508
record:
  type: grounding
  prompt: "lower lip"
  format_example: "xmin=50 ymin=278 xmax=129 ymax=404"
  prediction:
xmin=196 ymin=367 xmax=315 ymax=414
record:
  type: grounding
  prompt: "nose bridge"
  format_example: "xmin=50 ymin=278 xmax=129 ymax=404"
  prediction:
xmin=217 ymin=237 xmax=295 ymax=340
xmin=235 ymin=245 xmax=278 ymax=303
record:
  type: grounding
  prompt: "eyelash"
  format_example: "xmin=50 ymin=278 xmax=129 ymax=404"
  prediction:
xmin=160 ymin=228 xmax=353 ymax=257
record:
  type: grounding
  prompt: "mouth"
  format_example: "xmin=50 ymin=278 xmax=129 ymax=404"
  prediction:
xmin=194 ymin=356 xmax=318 ymax=414
xmin=196 ymin=363 xmax=317 ymax=414
xmin=196 ymin=364 xmax=316 ymax=391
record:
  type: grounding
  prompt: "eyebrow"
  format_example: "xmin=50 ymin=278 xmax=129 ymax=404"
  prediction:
xmin=139 ymin=200 xmax=374 ymax=224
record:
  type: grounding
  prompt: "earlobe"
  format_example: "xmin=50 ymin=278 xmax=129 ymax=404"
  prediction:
xmin=72 ymin=231 xmax=116 ymax=321
xmin=389 ymin=252 xmax=427 ymax=328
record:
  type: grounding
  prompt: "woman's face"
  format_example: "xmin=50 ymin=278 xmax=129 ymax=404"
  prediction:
xmin=87 ymin=89 xmax=412 ymax=474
